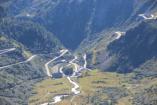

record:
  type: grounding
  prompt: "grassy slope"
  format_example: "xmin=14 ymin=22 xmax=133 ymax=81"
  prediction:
xmin=0 ymin=35 xmax=50 ymax=104
xmin=29 ymin=78 xmax=72 ymax=105
xmin=30 ymin=69 xmax=157 ymax=105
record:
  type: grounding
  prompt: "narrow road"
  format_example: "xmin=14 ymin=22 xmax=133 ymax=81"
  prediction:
xmin=68 ymin=55 xmax=80 ymax=76
xmin=69 ymin=55 xmax=77 ymax=64
xmin=59 ymin=65 xmax=80 ymax=95
xmin=0 ymin=48 xmax=16 ymax=55
xmin=67 ymin=76 xmax=80 ymax=95
xmin=1 ymin=48 xmax=80 ymax=104
xmin=45 ymin=49 xmax=68 ymax=77
xmin=41 ymin=95 xmax=68 ymax=105
xmin=42 ymin=51 xmax=83 ymax=105
xmin=41 ymin=66 xmax=69 ymax=105
xmin=0 ymin=55 xmax=37 ymax=69
xmin=25 ymin=55 xmax=37 ymax=62
xmin=59 ymin=65 xmax=80 ymax=94
xmin=115 ymin=31 xmax=125 ymax=39
xmin=59 ymin=66 xmax=65 ymax=77
xmin=49 ymin=58 xmax=80 ymax=104
xmin=51 ymin=95 xmax=68 ymax=104
xmin=138 ymin=14 xmax=157 ymax=20
xmin=83 ymin=54 xmax=87 ymax=68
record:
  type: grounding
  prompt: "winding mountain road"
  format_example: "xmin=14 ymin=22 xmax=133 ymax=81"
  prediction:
xmin=59 ymin=65 xmax=80 ymax=95
xmin=59 ymin=66 xmax=65 ymax=77
xmin=70 ymin=56 xmax=79 ymax=75
xmin=45 ymin=49 xmax=68 ymax=77
xmin=0 ymin=55 xmax=37 ymax=69
xmin=138 ymin=14 xmax=157 ymax=20
xmin=51 ymin=95 xmax=68 ymax=104
xmin=38 ymin=50 xmax=92 ymax=105
xmin=67 ymin=76 xmax=80 ymax=95
xmin=83 ymin=54 xmax=87 ymax=68
xmin=0 ymin=48 xmax=82 ymax=104
xmin=0 ymin=48 xmax=16 ymax=55
xmin=59 ymin=65 xmax=80 ymax=94
xmin=41 ymin=95 xmax=68 ymax=105
xmin=115 ymin=31 xmax=125 ymax=39
xmin=42 ymin=54 xmax=81 ymax=105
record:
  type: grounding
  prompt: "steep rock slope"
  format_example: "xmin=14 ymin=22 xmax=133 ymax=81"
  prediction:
xmin=79 ymin=0 xmax=157 ymax=73
xmin=7 ymin=0 xmax=157 ymax=74
xmin=95 ymin=20 xmax=157 ymax=73
xmin=80 ymin=0 xmax=157 ymax=50
xmin=0 ymin=19 xmax=62 ymax=53
xmin=0 ymin=34 xmax=46 ymax=105
xmin=9 ymin=0 xmax=134 ymax=49
xmin=0 ymin=1 xmax=63 ymax=104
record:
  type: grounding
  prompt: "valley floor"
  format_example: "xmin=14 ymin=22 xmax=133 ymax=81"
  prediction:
xmin=1 ymin=46 xmax=157 ymax=105
xmin=29 ymin=70 xmax=157 ymax=105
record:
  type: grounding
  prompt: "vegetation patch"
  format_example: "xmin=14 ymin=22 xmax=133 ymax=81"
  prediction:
xmin=29 ymin=70 xmax=157 ymax=105
xmin=62 ymin=66 xmax=73 ymax=76
xmin=29 ymin=78 xmax=71 ymax=105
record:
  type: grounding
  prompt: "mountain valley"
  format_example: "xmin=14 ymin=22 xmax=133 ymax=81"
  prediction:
xmin=1 ymin=0 xmax=157 ymax=105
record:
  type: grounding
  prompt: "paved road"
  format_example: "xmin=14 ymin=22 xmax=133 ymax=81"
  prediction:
xmin=115 ymin=31 xmax=125 ymax=40
xmin=67 ymin=76 xmax=80 ymax=95
xmin=83 ymin=54 xmax=87 ymax=68
xmin=0 ymin=55 xmax=37 ymax=69
xmin=138 ymin=14 xmax=157 ymax=20
xmin=59 ymin=65 xmax=80 ymax=94
xmin=0 ymin=48 xmax=16 ymax=55
xmin=45 ymin=49 xmax=68 ymax=77
xmin=41 ymin=95 xmax=68 ymax=105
